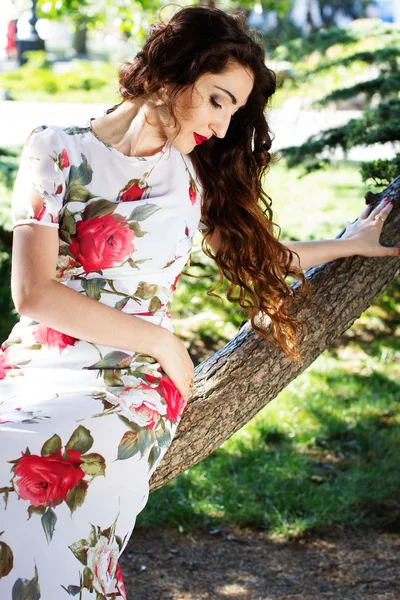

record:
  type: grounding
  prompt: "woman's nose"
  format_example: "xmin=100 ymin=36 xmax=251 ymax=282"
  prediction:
xmin=210 ymin=113 xmax=231 ymax=139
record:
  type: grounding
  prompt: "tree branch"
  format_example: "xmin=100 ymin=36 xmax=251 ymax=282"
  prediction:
xmin=149 ymin=177 xmax=400 ymax=491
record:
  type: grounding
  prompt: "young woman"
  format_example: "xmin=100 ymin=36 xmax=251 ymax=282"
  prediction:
xmin=0 ymin=6 xmax=397 ymax=598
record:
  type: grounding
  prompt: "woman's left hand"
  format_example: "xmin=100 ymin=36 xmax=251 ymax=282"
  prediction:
xmin=341 ymin=197 xmax=400 ymax=257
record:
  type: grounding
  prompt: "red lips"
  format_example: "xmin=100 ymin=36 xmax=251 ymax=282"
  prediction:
xmin=193 ymin=132 xmax=208 ymax=145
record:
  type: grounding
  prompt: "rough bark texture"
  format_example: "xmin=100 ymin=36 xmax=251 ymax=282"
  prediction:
xmin=150 ymin=178 xmax=400 ymax=492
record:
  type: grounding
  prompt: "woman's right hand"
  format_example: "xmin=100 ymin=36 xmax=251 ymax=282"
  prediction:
xmin=153 ymin=330 xmax=194 ymax=401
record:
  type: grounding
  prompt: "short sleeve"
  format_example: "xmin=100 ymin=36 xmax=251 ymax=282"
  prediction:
xmin=11 ymin=126 xmax=69 ymax=229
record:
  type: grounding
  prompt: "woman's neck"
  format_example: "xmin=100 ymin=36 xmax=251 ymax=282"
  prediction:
xmin=91 ymin=99 xmax=168 ymax=158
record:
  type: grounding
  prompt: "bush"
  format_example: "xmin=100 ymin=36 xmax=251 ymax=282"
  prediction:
xmin=0 ymin=51 xmax=119 ymax=103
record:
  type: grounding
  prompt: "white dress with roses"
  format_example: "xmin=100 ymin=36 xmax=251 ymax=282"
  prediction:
xmin=0 ymin=123 xmax=203 ymax=599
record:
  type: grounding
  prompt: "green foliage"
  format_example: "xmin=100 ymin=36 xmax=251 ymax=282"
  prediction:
xmin=360 ymin=154 xmax=400 ymax=187
xmin=274 ymin=20 xmax=400 ymax=184
xmin=0 ymin=52 xmax=119 ymax=103
xmin=283 ymin=99 xmax=400 ymax=176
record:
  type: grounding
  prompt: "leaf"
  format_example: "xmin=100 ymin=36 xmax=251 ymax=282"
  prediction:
xmin=128 ymin=221 xmax=146 ymax=237
xmin=135 ymin=283 xmax=158 ymax=300
xmin=66 ymin=480 xmax=88 ymax=514
xmin=117 ymin=431 xmax=140 ymax=460
xmin=148 ymin=445 xmax=162 ymax=471
xmin=59 ymin=208 xmax=77 ymax=242
xmin=58 ymin=245 xmax=77 ymax=260
xmin=10 ymin=564 xmax=41 ymax=600
xmin=127 ymin=204 xmax=161 ymax=222
xmin=41 ymin=507 xmax=57 ymax=545
xmin=149 ymin=296 xmax=162 ymax=313
xmin=155 ymin=427 xmax=172 ymax=448
xmin=80 ymin=453 xmax=106 ymax=478
xmin=114 ymin=296 xmax=131 ymax=311
xmin=65 ymin=425 xmax=93 ymax=454
xmin=27 ymin=505 xmax=46 ymax=520
xmin=83 ymin=200 xmax=117 ymax=220
xmin=81 ymin=278 xmax=107 ymax=301
xmin=117 ymin=414 xmax=141 ymax=432
xmin=60 ymin=584 xmax=81 ymax=596
xmin=68 ymin=538 xmax=89 ymax=566
xmin=66 ymin=184 xmax=96 ymax=204
xmin=83 ymin=565 xmax=95 ymax=590
xmin=138 ymin=428 xmax=156 ymax=456
xmin=86 ymin=351 xmax=133 ymax=369
xmin=41 ymin=434 xmax=62 ymax=456
xmin=134 ymin=353 xmax=157 ymax=364
xmin=103 ymin=370 xmax=124 ymax=387
xmin=64 ymin=126 xmax=91 ymax=136
xmin=0 ymin=539 xmax=14 ymax=578
xmin=68 ymin=153 xmax=93 ymax=187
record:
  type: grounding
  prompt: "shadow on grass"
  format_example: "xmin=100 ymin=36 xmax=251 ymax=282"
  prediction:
xmin=141 ymin=369 xmax=400 ymax=537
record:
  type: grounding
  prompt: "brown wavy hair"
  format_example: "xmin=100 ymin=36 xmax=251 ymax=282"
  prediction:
xmin=109 ymin=5 xmax=319 ymax=363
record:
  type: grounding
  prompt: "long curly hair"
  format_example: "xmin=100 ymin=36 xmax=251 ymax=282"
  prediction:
xmin=108 ymin=5 xmax=319 ymax=362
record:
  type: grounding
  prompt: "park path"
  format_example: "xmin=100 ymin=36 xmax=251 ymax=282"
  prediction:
xmin=120 ymin=525 xmax=400 ymax=599
xmin=0 ymin=100 xmax=397 ymax=162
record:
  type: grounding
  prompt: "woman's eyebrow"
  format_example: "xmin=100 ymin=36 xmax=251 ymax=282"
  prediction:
xmin=214 ymin=86 xmax=237 ymax=105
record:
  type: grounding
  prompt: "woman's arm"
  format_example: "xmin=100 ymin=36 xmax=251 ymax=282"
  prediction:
xmin=281 ymin=197 xmax=399 ymax=270
xmin=11 ymin=223 xmax=169 ymax=358
xmin=279 ymin=238 xmax=355 ymax=270
xmin=201 ymin=197 xmax=399 ymax=271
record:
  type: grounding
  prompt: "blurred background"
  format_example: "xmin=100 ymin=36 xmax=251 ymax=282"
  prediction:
xmin=0 ymin=0 xmax=399 ymax=540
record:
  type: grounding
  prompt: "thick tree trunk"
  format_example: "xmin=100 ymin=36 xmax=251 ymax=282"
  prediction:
xmin=150 ymin=178 xmax=400 ymax=492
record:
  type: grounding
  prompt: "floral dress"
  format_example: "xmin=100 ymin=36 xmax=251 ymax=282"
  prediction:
xmin=0 ymin=122 xmax=202 ymax=599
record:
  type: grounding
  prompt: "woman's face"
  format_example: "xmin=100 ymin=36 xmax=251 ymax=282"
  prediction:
xmin=163 ymin=61 xmax=254 ymax=154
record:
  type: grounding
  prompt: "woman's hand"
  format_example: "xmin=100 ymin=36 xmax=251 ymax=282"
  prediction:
xmin=153 ymin=330 xmax=195 ymax=402
xmin=341 ymin=197 xmax=400 ymax=257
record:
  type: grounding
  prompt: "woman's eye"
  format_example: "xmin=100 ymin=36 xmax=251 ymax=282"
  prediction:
xmin=210 ymin=96 xmax=222 ymax=109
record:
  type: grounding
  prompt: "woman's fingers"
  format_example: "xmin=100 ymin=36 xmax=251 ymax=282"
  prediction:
xmin=368 ymin=197 xmax=390 ymax=220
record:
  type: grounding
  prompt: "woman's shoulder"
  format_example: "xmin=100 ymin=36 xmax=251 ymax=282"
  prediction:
xmin=24 ymin=123 xmax=91 ymax=154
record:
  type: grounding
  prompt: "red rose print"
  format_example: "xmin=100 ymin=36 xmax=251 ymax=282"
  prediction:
xmin=189 ymin=184 xmax=196 ymax=205
xmin=13 ymin=449 xmax=87 ymax=507
xmin=157 ymin=376 xmax=187 ymax=422
xmin=68 ymin=213 xmax=135 ymax=272
xmin=115 ymin=564 xmax=127 ymax=600
xmin=171 ymin=273 xmax=181 ymax=292
xmin=32 ymin=325 xmax=78 ymax=353
xmin=56 ymin=183 xmax=63 ymax=194
xmin=185 ymin=225 xmax=189 ymax=236
xmin=59 ymin=149 xmax=70 ymax=169
xmin=119 ymin=181 xmax=145 ymax=202
xmin=0 ymin=348 xmax=12 ymax=380
xmin=34 ymin=204 xmax=46 ymax=221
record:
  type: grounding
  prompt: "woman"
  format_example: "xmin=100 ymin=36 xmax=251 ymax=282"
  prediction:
xmin=0 ymin=6 xmax=397 ymax=598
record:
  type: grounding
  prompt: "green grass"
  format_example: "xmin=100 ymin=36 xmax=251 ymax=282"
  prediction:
xmin=140 ymin=357 xmax=399 ymax=537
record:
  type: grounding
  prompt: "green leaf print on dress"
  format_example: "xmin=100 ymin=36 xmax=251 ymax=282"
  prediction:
xmin=11 ymin=564 xmax=41 ymax=600
xmin=0 ymin=533 xmax=14 ymax=579
xmin=87 ymin=371 xmax=187 ymax=469
xmin=0 ymin=427 xmax=106 ymax=544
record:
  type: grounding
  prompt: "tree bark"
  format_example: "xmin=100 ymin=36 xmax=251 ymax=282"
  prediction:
xmin=149 ymin=178 xmax=400 ymax=492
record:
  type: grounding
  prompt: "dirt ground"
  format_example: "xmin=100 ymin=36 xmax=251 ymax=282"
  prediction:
xmin=120 ymin=526 xmax=400 ymax=600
